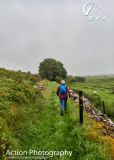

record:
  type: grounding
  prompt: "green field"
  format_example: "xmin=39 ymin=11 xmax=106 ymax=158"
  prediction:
xmin=69 ymin=76 xmax=114 ymax=119
xmin=0 ymin=68 xmax=114 ymax=160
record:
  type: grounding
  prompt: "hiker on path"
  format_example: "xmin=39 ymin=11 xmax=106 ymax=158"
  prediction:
xmin=56 ymin=80 xmax=71 ymax=116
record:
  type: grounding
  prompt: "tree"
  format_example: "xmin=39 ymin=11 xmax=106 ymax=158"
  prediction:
xmin=39 ymin=58 xmax=67 ymax=81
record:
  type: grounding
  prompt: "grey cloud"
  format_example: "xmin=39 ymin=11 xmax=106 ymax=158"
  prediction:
xmin=0 ymin=0 xmax=114 ymax=75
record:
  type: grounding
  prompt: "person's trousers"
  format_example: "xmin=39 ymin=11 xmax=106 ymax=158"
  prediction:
xmin=60 ymin=98 xmax=67 ymax=114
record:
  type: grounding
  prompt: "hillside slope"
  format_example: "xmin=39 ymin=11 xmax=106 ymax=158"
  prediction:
xmin=0 ymin=70 xmax=113 ymax=160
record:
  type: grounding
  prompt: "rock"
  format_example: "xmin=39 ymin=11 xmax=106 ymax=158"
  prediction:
xmin=71 ymin=90 xmax=114 ymax=134
xmin=103 ymin=119 xmax=107 ymax=123
xmin=85 ymin=106 xmax=93 ymax=113
xmin=106 ymin=119 xmax=114 ymax=127
xmin=93 ymin=115 xmax=101 ymax=122
xmin=112 ymin=127 xmax=114 ymax=132
xmin=91 ymin=110 xmax=96 ymax=115
xmin=84 ymin=102 xmax=90 ymax=106
xmin=102 ymin=114 xmax=108 ymax=119
xmin=103 ymin=129 xmax=109 ymax=135
xmin=88 ymin=115 xmax=93 ymax=118
xmin=74 ymin=99 xmax=79 ymax=103
xmin=98 ymin=116 xmax=104 ymax=121
xmin=73 ymin=94 xmax=79 ymax=98
xmin=83 ymin=98 xmax=89 ymax=103
xmin=37 ymin=85 xmax=45 ymax=91
xmin=97 ymin=111 xmax=102 ymax=115
xmin=102 ymin=126 xmax=111 ymax=135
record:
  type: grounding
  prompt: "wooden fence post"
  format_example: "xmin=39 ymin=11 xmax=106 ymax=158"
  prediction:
xmin=79 ymin=91 xmax=83 ymax=125
xmin=103 ymin=101 xmax=106 ymax=114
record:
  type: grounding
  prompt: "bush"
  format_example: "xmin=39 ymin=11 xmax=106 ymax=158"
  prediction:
xmin=11 ymin=91 xmax=27 ymax=104
xmin=67 ymin=75 xmax=85 ymax=83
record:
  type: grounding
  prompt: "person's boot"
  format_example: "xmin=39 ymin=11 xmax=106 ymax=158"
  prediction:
xmin=60 ymin=112 xmax=63 ymax=116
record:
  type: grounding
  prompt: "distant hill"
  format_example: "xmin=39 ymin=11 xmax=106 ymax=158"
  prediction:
xmin=84 ymin=74 xmax=114 ymax=78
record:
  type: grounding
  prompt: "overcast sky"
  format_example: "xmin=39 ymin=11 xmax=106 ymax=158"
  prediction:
xmin=0 ymin=0 xmax=114 ymax=76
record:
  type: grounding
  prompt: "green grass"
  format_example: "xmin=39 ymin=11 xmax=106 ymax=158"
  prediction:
xmin=69 ymin=80 xmax=114 ymax=119
xmin=17 ymin=81 xmax=109 ymax=160
xmin=0 ymin=71 xmax=111 ymax=160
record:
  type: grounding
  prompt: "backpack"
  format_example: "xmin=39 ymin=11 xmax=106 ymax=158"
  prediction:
xmin=59 ymin=84 xmax=67 ymax=94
